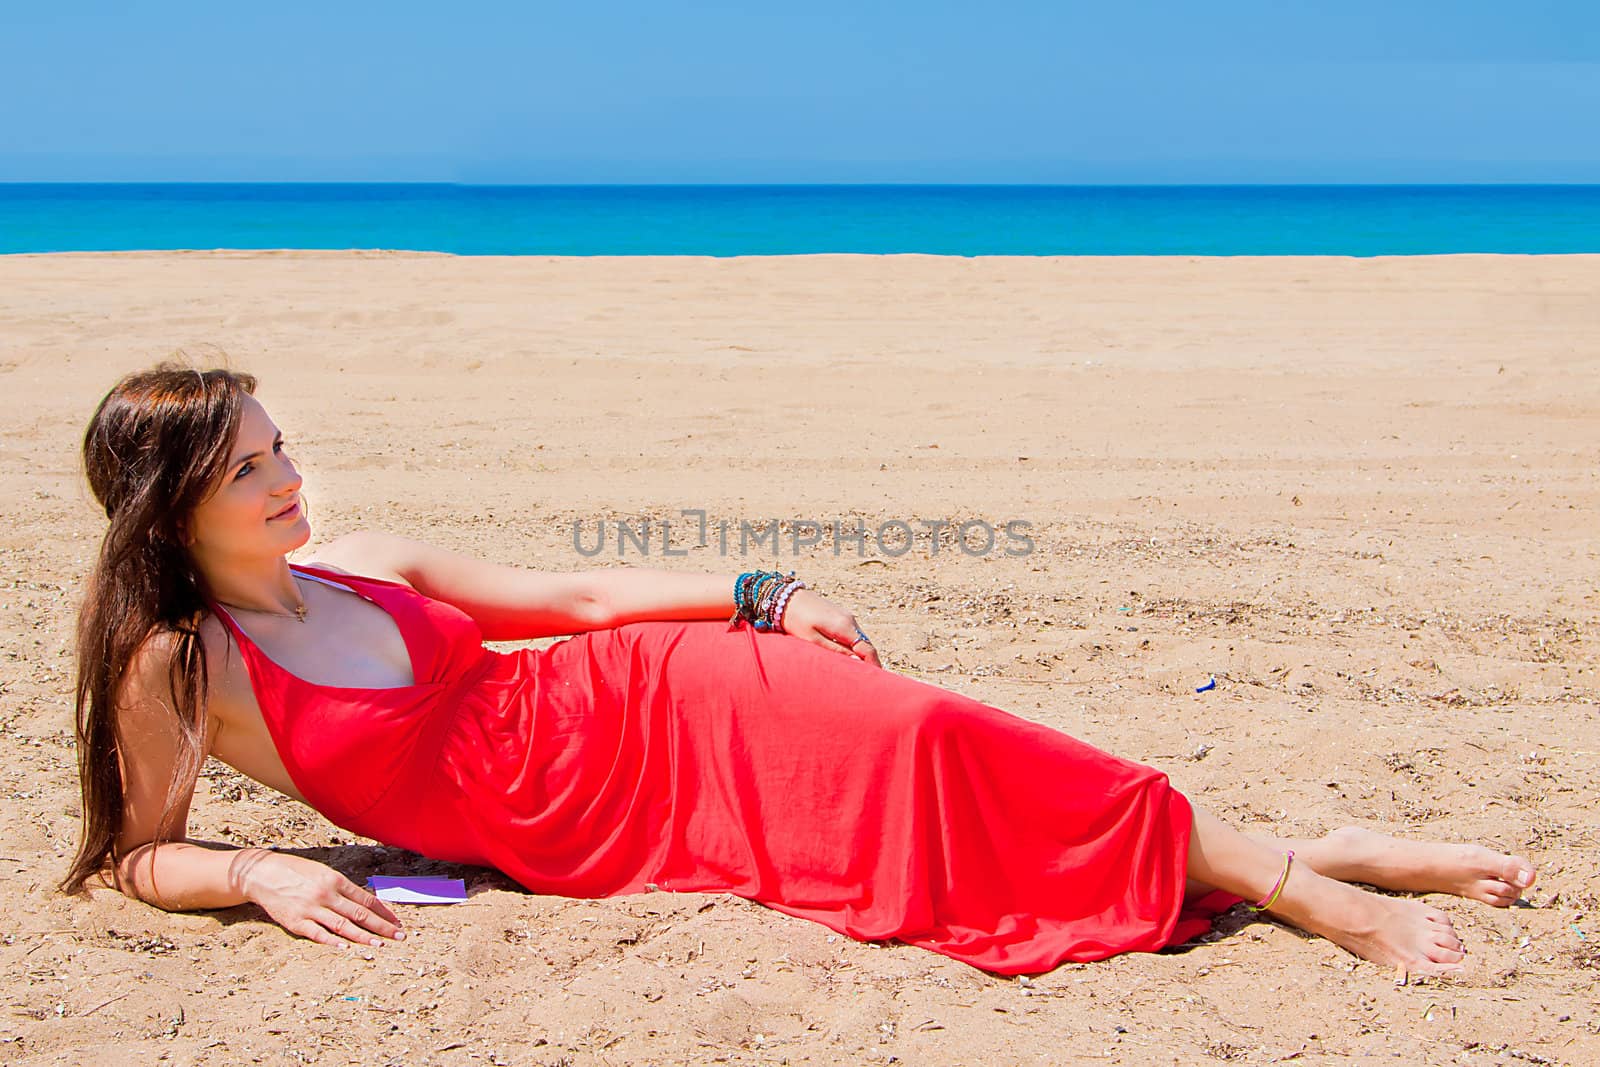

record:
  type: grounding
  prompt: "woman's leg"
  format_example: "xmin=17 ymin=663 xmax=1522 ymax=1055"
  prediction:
xmin=1188 ymin=828 xmax=1536 ymax=908
xmin=1246 ymin=827 xmax=1535 ymax=907
xmin=1186 ymin=806 xmax=1479 ymax=976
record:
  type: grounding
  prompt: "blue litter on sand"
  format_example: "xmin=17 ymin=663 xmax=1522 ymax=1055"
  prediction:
xmin=1195 ymin=676 xmax=1217 ymax=693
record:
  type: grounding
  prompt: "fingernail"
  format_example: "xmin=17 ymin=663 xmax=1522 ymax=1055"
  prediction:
xmin=394 ymin=931 xmax=406 ymax=941
xmin=371 ymin=938 xmax=383 ymax=948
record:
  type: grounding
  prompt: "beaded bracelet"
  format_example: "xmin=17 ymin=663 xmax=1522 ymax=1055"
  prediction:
xmin=748 ymin=575 xmax=782 ymax=625
xmin=732 ymin=572 xmax=778 ymax=625
xmin=749 ymin=570 xmax=796 ymax=631
xmin=772 ymin=580 xmax=804 ymax=631
xmin=757 ymin=576 xmax=788 ymax=620
xmin=730 ymin=571 xmax=761 ymax=628
xmin=728 ymin=569 xmax=807 ymax=633
xmin=730 ymin=571 xmax=766 ymax=628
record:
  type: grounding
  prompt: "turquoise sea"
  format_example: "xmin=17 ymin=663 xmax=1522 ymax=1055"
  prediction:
xmin=2 ymin=184 xmax=1599 ymax=256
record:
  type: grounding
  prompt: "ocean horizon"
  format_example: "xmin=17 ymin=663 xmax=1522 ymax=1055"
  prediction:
xmin=3 ymin=183 xmax=1600 ymax=257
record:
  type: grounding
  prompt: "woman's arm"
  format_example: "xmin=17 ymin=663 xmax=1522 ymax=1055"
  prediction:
xmin=328 ymin=529 xmax=735 ymax=639
xmin=585 ymin=566 xmax=738 ymax=627
xmin=111 ymin=630 xmax=237 ymax=908
xmin=116 ymin=838 xmax=265 ymax=911
xmin=333 ymin=529 xmax=882 ymax=664
xmin=111 ymin=633 xmax=404 ymax=946
xmin=592 ymin=566 xmax=886 ymax=666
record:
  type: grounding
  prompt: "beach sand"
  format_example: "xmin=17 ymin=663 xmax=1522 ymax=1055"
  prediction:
xmin=1 ymin=251 xmax=1596 ymax=1065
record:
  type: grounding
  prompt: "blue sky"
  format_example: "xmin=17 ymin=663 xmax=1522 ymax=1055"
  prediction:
xmin=3 ymin=2 xmax=1597 ymax=183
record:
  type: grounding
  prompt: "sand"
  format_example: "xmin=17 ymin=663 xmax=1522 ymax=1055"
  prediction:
xmin=1 ymin=251 xmax=1597 ymax=1065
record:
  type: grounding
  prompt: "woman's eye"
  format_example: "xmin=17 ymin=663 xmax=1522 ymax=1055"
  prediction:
xmin=234 ymin=441 xmax=287 ymax=480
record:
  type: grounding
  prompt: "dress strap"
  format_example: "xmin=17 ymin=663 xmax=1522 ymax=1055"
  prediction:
xmin=208 ymin=597 xmax=241 ymax=629
xmin=289 ymin=561 xmax=413 ymax=594
xmin=292 ymin=568 xmax=360 ymax=594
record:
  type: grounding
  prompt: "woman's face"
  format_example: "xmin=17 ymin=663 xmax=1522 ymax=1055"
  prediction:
xmin=185 ymin=394 xmax=310 ymax=566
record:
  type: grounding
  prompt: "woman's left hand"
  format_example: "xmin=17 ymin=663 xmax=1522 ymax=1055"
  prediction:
xmin=776 ymin=588 xmax=883 ymax=667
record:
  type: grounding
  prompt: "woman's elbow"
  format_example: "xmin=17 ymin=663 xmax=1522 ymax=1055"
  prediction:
xmin=113 ymin=845 xmax=174 ymax=910
xmin=571 ymin=589 xmax=614 ymax=632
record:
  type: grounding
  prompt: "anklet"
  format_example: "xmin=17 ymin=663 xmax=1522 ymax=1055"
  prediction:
xmin=1248 ymin=849 xmax=1295 ymax=912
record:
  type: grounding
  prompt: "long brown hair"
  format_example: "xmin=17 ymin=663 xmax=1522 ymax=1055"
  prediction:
xmin=61 ymin=361 xmax=257 ymax=894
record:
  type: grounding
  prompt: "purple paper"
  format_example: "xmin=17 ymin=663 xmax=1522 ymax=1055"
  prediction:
xmin=366 ymin=876 xmax=467 ymax=904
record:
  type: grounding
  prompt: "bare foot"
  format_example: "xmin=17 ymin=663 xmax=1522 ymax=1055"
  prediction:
xmin=1321 ymin=827 xmax=1536 ymax=907
xmin=1270 ymin=862 xmax=1469 ymax=977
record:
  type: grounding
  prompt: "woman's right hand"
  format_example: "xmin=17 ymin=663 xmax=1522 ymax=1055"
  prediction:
xmin=236 ymin=848 xmax=406 ymax=948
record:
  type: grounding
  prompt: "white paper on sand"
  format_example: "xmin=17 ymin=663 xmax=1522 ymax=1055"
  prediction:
xmin=365 ymin=876 xmax=467 ymax=905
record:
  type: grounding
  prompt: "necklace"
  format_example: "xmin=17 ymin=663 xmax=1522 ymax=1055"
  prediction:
xmin=215 ymin=580 xmax=309 ymax=623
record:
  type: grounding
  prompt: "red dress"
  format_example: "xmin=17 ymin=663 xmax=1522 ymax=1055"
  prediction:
xmin=206 ymin=562 xmax=1237 ymax=975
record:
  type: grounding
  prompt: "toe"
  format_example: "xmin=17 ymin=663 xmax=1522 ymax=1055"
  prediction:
xmin=1489 ymin=853 xmax=1536 ymax=888
xmin=1415 ymin=956 xmax=1466 ymax=977
xmin=1405 ymin=943 xmax=1466 ymax=975
xmin=1469 ymin=879 xmax=1520 ymax=906
xmin=1490 ymin=881 xmax=1523 ymax=906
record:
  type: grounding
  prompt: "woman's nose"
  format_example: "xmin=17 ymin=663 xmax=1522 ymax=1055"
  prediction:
xmin=273 ymin=455 xmax=303 ymax=493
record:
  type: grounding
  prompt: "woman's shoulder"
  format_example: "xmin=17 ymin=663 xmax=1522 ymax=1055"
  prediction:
xmin=118 ymin=624 xmax=229 ymax=734
xmin=292 ymin=530 xmax=415 ymax=589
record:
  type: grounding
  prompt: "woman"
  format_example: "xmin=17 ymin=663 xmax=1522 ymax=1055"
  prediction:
xmin=63 ymin=363 xmax=1535 ymax=977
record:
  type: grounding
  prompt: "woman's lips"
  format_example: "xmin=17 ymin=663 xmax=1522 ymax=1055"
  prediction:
xmin=269 ymin=499 xmax=301 ymax=521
